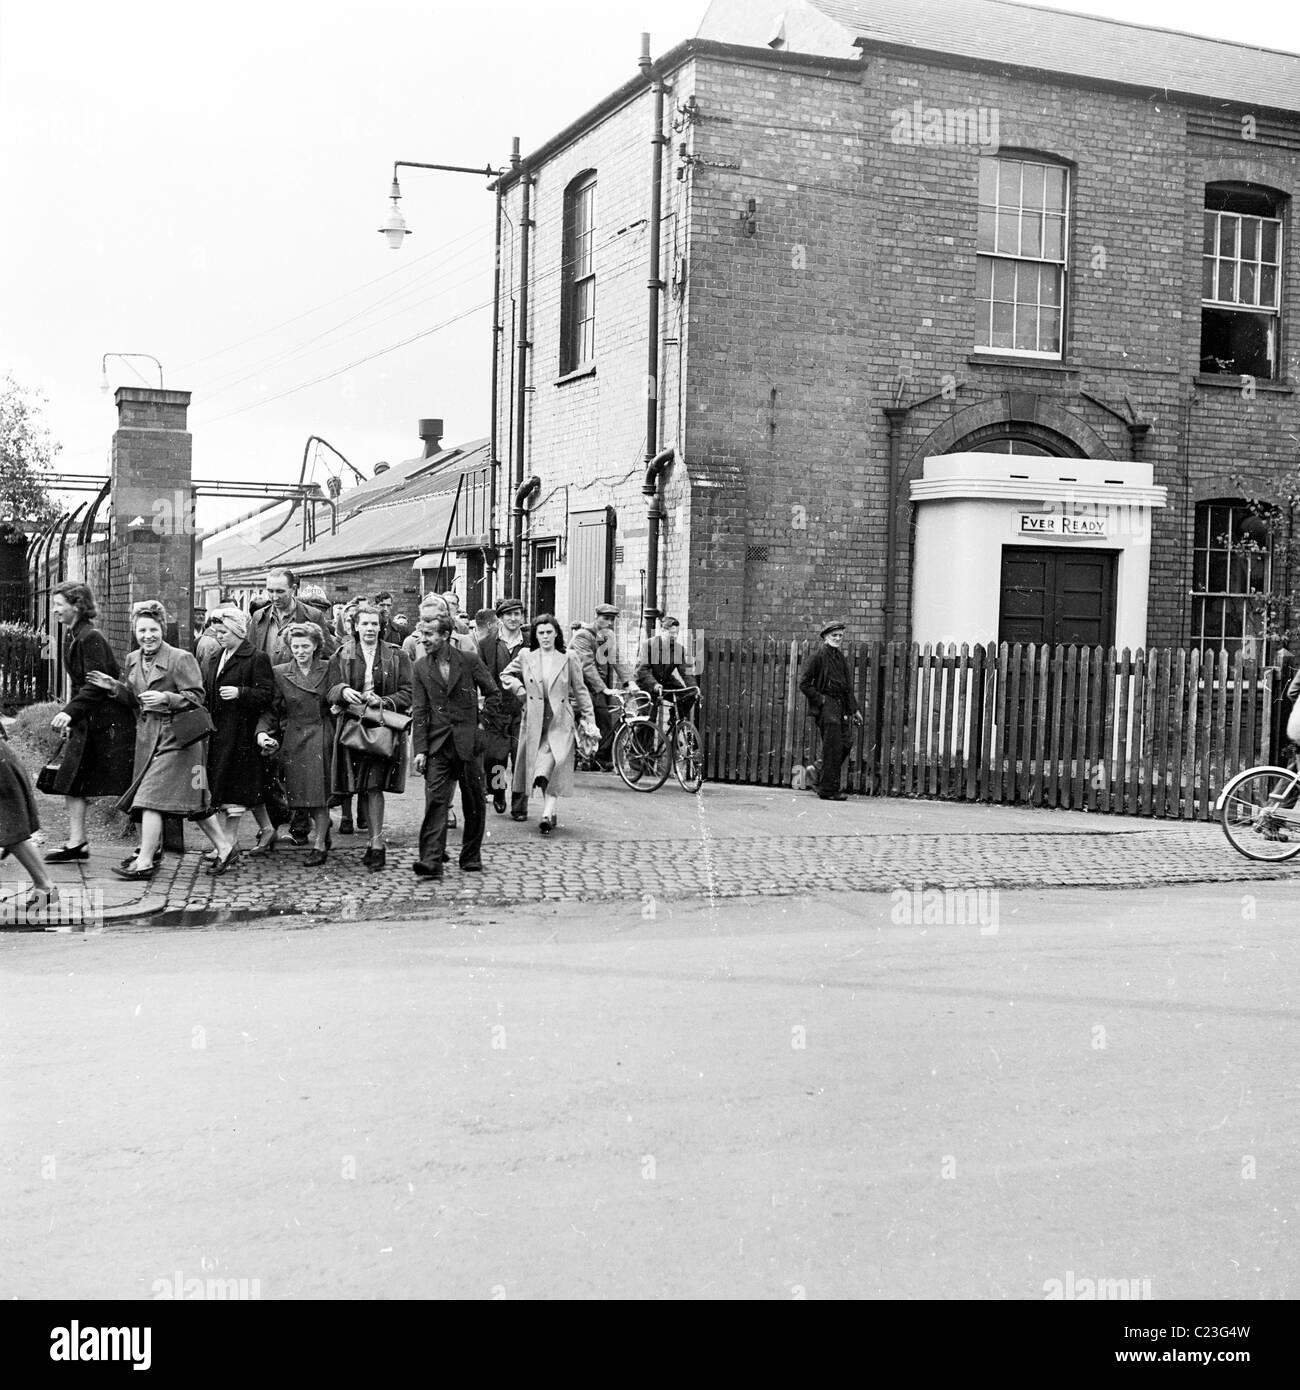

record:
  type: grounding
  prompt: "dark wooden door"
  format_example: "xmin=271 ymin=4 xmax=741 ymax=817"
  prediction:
xmin=999 ymin=547 xmax=1117 ymax=648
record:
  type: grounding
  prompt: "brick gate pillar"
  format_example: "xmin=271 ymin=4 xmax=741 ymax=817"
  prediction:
xmin=107 ymin=388 xmax=194 ymax=657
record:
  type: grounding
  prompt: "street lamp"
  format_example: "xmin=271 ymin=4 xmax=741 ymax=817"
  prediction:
xmin=378 ymin=160 xmax=502 ymax=250
xmin=379 ymin=151 xmax=518 ymax=604
xmin=100 ymin=352 xmax=164 ymax=393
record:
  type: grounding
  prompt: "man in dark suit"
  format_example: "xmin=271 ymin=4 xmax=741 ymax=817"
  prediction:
xmin=798 ymin=618 xmax=862 ymax=801
xmin=476 ymin=602 xmax=527 ymax=818
xmin=411 ymin=616 xmax=501 ymax=878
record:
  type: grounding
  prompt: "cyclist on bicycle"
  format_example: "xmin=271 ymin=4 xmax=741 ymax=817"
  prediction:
xmin=635 ymin=612 xmax=697 ymax=717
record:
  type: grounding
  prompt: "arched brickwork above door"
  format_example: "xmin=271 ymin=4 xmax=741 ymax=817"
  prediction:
xmin=898 ymin=396 xmax=1114 ymax=505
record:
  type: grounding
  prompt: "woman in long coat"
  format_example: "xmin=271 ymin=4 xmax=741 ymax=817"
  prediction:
xmin=90 ymin=601 xmax=238 ymax=879
xmin=257 ymin=622 xmax=333 ymax=864
xmin=0 ymin=723 xmax=56 ymax=912
xmin=500 ymin=612 xmax=597 ymax=834
xmin=199 ymin=608 xmax=275 ymax=852
xmin=45 ymin=580 xmax=136 ymax=861
xmin=325 ymin=604 xmax=412 ymax=870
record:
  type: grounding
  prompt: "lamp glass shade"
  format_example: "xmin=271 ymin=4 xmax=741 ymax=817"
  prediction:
xmin=380 ymin=200 xmax=409 ymax=250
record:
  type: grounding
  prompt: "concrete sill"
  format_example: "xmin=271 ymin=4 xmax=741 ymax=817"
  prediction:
xmin=554 ymin=365 xmax=597 ymax=387
xmin=966 ymin=355 xmax=1079 ymax=373
xmin=1193 ymin=372 xmax=1293 ymax=394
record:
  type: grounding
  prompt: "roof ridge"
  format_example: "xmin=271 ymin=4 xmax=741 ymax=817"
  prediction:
xmin=813 ymin=0 xmax=1300 ymax=61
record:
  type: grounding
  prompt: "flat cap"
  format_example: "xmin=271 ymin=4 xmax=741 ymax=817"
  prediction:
xmin=494 ymin=597 xmax=524 ymax=616
xmin=819 ymin=619 xmax=847 ymax=638
xmin=595 ymin=603 xmax=619 ymax=617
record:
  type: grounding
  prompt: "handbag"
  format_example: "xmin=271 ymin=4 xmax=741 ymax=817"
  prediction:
xmin=36 ymin=758 xmax=63 ymax=794
xmin=339 ymin=702 xmax=412 ymax=762
xmin=168 ymin=704 xmax=215 ymax=748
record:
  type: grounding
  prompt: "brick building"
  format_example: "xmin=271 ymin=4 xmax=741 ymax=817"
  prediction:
xmin=490 ymin=0 xmax=1300 ymax=659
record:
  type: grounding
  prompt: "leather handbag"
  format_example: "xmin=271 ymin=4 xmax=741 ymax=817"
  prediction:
xmin=339 ymin=702 xmax=411 ymax=762
xmin=36 ymin=758 xmax=63 ymax=794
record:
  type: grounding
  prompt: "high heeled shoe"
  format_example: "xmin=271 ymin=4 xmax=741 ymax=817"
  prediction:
xmin=24 ymin=885 xmax=57 ymax=911
xmin=207 ymin=845 xmax=241 ymax=876
xmin=303 ymin=847 xmax=329 ymax=867
xmin=247 ymin=826 xmax=279 ymax=857
xmin=539 ymin=815 xmax=553 ymax=835
xmin=44 ymin=842 xmax=89 ymax=863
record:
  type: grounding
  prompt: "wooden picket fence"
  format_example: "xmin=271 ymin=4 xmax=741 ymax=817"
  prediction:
xmin=698 ymin=640 xmax=1284 ymax=821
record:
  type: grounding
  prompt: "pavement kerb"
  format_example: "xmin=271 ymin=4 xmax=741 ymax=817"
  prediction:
xmin=7 ymin=779 xmax=1300 ymax=931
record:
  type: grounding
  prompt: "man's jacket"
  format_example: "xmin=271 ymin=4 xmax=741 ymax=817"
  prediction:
xmin=798 ymin=645 xmax=860 ymax=718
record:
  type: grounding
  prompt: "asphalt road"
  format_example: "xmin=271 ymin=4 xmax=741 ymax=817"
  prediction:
xmin=2 ymin=881 xmax=1296 ymax=1300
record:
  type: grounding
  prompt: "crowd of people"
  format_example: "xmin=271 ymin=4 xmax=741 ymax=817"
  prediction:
xmin=0 ymin=569 xmax=702 ymax=901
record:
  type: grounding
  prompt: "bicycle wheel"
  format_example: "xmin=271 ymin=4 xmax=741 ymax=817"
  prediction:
xmin=613 ymin=720 xmax=671 ymax=792
xmin=1218 ymin=766 xmax=1300 ymax=861
xmin=673 ymin=719 xmax=704 ymax=793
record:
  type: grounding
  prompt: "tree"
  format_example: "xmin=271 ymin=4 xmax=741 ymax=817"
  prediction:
xmin=0 ymin=371 xmax=60 ymax=535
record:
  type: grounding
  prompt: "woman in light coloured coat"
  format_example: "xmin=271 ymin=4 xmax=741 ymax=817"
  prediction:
xmin=500 ymin=612 xmax=597 ymax=834
xmin=90 ymin=601 xmax=239 ymax=879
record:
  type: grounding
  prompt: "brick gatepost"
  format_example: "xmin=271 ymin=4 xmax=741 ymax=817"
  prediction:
xmin=106 ymin=388 xmax=195 ymax=657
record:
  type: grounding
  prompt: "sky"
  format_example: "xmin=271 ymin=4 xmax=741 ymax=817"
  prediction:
xmin=2 ymin=0 xmax=1298 ymax=527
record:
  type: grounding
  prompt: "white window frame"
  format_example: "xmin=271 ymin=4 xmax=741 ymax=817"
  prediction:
xmin=974 ymin=156 xmax=1070 ymax=360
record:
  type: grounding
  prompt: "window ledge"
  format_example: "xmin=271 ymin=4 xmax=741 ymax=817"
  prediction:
xmin=554 ymin=365 xmax=597 ymax=387
xmin=1193 ymin=372 xmax=1293 ymax=394
xmin=967 ymin=354 xmax=1078 ymax=373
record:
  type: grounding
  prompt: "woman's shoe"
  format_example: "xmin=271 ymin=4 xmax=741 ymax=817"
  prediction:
xmin=247 ymin=827 xmax=279 ymax=857
xmin=338 ymin=816 xmax=355 ymax=835
xmin=303 ymin=848 xmax=329 ymax=867
xmin=539 ymin=816 xmax=553 ymax=836
xmin=24 ymin=885 xmax=57 ymax=910
xmin=44 ymin=842 xmax=89 ymax=863
xmin=207 ymin=845 xmax=241 ymax=876
xmin=111 ymin=863 xmax=156 ymax=882
xmin=361 ymin=845 xmax=375 ymax=867
xmin=120 ymin=849 xmax=164 ymax=870
xmin=367 ymin=846 xmax=386 ymax=871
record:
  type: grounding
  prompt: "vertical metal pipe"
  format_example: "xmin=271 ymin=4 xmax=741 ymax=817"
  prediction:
xmin=882 ymin=405 xmax=908 ymax=643
xmin=643 ymin=70 xmax=667 ymax=637
xmin=511 ymin=170 xmax=532 ymax=600
xmin=487 ymin=160 xmax=506 ymax=605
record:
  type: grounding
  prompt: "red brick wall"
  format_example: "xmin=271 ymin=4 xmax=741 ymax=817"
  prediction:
xmin=501 ymin=44 xmax=1300 ymax=648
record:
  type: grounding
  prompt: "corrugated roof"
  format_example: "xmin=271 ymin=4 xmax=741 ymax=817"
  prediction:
xmin=265 ymin=440 xmax=490 ymax=569
xmin=806 ymin=0 xmax=1300 ymax=110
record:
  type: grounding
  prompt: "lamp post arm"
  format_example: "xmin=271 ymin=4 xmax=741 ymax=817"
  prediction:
xmin=393 ymin=160 xmax=505 ymax=181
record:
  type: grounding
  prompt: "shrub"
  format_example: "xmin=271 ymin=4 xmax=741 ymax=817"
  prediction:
xmin=0 ymin=620 xmax=49 ymax=713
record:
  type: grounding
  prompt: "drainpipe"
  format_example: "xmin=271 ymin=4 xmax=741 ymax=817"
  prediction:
xmin=510 ymin=167 xmax=533 ymax=599
xmin=513 ymin=475 xmax=540 ymax=600
xmin=642 ymin=37 xmax=668 ymax=638
xmin=643 ymin=447 xmax=675 ymax=635
xmin=882 ymin=405 xmax=908 ymax=643
xmin=486 ymin=141 xmax=515 ymax=604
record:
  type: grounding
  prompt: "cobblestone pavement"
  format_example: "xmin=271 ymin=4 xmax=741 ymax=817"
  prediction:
xmin=11 ymin=775 xmax=1296 ymax=928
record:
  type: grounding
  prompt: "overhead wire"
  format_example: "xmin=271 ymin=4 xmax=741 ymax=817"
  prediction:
xmin=194 ymin=222 xmax=654 ymax=428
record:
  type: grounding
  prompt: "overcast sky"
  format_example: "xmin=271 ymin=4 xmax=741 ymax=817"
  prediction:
xmin=2 ymin=0 xmax=1297 ymax=525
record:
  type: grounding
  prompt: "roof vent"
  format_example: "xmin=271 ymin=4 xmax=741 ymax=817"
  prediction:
xmin=419 ymin=419 xmax=444 ymax=457
xmin=373 ymin=462 xmax=390 ymax=476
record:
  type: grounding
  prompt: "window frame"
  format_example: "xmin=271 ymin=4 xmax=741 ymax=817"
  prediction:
xmin=560 ymin=172 xmax=597 ymax=376
xmin=1200 ymin=184 xmax=1285 ymax=381
xmin=974 ymin=154 xmax=1071 ymax=361
xmin=1189 ymin=499 xmax=1279 ymax=665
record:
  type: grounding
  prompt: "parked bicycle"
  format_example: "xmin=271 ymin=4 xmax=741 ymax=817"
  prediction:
xmin=1217 ymin=755 xmax=1300 ymax=861
xmin=611 ymin=685 xmax=704 ymax=793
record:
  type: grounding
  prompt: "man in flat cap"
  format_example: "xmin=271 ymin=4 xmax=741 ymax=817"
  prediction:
xmin=798 ymin=619 xmax=861 ymax=801
xmin=478 ymin=597 xmax=527 ymax=816
xmin=571 ymin=602 xmax=634 ymax=771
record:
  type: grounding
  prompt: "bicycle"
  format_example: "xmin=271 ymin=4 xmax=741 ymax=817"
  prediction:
xmin=1217 ymin=754 xmax=1300 ymax=861
xmin=611 ymin=685 xmax=704 ymax=793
